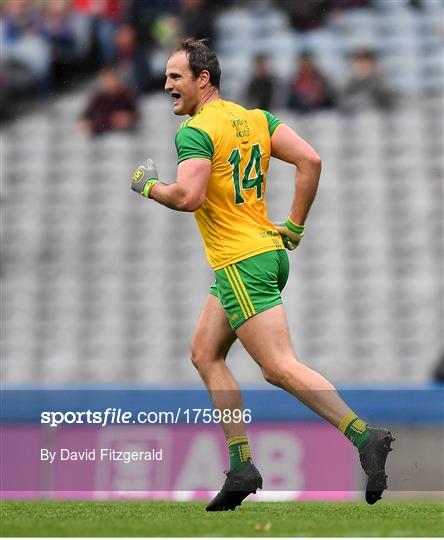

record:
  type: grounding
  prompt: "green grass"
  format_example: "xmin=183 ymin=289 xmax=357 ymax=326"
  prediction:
xmin=1 ymin=501 xmax=443 ymax=537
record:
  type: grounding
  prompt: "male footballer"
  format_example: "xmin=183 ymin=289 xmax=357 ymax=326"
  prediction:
xmin=131 ymin=39 xmax=394 ymax=511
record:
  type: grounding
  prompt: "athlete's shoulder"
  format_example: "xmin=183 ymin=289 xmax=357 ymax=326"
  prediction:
xmin=175 ymin=114 xmax=215 ymax=164
xmin=259 ymin=109 xmax=282 ymax=136
xmin=178 ymin=117 xmax=194 ymax=130
xmin=175 ymin=115 xmax=211 ymax=142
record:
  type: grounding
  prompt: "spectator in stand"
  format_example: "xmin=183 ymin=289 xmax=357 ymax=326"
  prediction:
xmin=79 ymin=67 xmax=137 ymax=136
xmin=39 ymin=0 xmax=77 ymax=65
xmin=276 ymin=0 xmax=330 ymax=32
xmin=330 ymin=0 xmax=372 ymax=11
xmin=277 ymin=0 xmax=373 ymax=31
xmin=1 ymin=0 xmax=51 ymax=94
xmin=127 ymin=0 xmax=168 ymax=45
xmin=340 ymin=48 xmax=396 ymax=112
xmin=114 ymin=23 xmax=152 ymax=93
xmin=127 ymin=0 xmax=174 ymax=91
xmin=71 ymin=0 xmax=125 ymax=66
xmin=287 ymin=51 xmax=335 ymax=113
xmin=245 ymin=54 xmax=275 ymax=110
xmin=179 ymin=0 xmax=216 ymax=46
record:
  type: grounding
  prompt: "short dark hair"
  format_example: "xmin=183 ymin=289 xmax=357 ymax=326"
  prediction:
xmin=172 ymin=38 xmax=221 ymax=90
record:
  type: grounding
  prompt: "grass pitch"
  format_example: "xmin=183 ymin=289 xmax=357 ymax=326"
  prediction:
xmin=1 ymin=500 xmax=443 ymax=537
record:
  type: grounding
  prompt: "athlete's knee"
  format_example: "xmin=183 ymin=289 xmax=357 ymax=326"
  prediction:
xmin=190 ymin=340 xmax=203 ymax=371
xmin=190 ymin=339 xmax=213 ymax=373
xmin=191 ymin=341 xmax=228 ymax=376
xmin=261 ymin=366 xmax=282 ymax=387
xmin=261 ymin=362 xmax=296 ymax=389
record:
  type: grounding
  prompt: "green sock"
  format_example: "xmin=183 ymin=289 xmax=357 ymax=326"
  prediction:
xmin=227 ymin=435 xmax=251 ymax=472
xmin=338 ymin=412 xmax=370 ymax=451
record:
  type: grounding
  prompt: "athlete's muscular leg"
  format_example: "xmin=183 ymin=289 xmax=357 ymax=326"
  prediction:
xmin=191 ymin=294 xmax=246 ymax=439
xmin=236 ymin=305 xmax=352 ymax=426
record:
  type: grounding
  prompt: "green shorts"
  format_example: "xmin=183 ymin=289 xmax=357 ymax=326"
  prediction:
xmin=210 ymin=249 xmax=289 ymax=330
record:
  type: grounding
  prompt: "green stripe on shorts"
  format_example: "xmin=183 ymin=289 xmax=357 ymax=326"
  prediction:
xmin=209 ymin=249 xmax=289 ymax=330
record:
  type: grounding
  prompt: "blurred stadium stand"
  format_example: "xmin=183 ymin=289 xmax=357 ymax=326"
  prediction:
xmin=1 ymin=0 xmax=443 ymax=385
xmin=216 ymin=0 xmax=443 ymax=99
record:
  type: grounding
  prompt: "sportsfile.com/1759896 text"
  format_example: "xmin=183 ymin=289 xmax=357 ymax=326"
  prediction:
xmin=40 ymin=408 xmax=252 ymax=427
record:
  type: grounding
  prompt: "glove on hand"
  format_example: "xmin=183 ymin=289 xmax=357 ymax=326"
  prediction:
xmin=274 ymin=217 xmax=305 ymax=251
xmin=131 ymin=158 xmax=158 ymax=198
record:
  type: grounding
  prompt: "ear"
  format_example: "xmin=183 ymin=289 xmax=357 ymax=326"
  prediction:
xmin=199 ymin=69 xmax=211 ymax=88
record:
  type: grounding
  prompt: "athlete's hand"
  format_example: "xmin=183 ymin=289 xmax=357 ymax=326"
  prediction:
xmin=130 ymin=159 xmax=159 ymax=198
xmin=274 ymin=218 xmax=305 ymax=251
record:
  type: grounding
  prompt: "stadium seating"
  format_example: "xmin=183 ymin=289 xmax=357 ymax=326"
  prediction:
xmin=2 ymin=1 xmax=442 ymax=385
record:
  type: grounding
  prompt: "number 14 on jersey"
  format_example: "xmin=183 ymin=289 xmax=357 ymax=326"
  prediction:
xmin=228 ymin=143 xmax=264 ymax=205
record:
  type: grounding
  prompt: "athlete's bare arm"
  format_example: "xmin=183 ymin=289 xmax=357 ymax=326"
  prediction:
xmin=149 ymin=158 xmax=211 ymax=212
xmin=271 ymin=124 xmax=321 ymax=226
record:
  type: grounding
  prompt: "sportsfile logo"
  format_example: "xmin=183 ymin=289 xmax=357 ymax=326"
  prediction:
xmin=40 ymin=408 xmax=252 ymax=427
xmin=131 ymin=168 xmax=144 ymax=183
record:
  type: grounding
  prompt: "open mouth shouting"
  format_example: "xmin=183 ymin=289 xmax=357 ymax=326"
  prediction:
xmin=172 ymin=93 xmax=181 ymax=106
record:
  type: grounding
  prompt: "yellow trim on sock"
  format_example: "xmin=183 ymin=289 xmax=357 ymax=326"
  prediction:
xmin=338 ymin=412 xmax=358 ymax=433
xmin=231 ymin=265 xmax=256 ymax=315
xmin=226 ymin=266 xmax=252 ymax=317
xmin=239 ymin=445 xmax=251 ymax=462
xmin=224 ymin=268 xmax=248 ymax=319
xmin=227 ymin=435 xmax=248 ymax=446
xmin=350 ymin=418 xmax=367 ymax=434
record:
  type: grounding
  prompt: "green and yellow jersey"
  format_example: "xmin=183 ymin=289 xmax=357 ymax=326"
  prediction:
xmin=175 ymin=99 xmax=284 ymax=270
